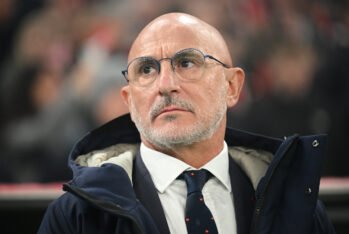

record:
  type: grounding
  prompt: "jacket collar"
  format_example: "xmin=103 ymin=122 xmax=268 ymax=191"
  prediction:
xmin=68 ymin=114 xmax=282 ymax=190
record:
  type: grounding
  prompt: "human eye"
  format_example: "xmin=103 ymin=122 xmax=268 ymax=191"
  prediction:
xmin=175 ymin=51 xmax=203 ymax=69
xmin=135 ymin=58 xmax=158 ymax=76
xmin=140 ymin=64 xmax=156 ymax=75
xmin=178 ymin=58 xmax=194 ymax=68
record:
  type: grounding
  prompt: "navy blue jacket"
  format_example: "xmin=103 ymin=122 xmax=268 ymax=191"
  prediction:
xmin=38 ymin=114 xmax=335 ymax=234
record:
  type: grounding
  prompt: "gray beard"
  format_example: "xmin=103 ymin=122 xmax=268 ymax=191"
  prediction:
xmin=130 ymin=93 xmax=227 ymax=150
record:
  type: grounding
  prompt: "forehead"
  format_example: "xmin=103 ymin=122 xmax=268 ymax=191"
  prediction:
xmin=128 ymin=21 xmax=213 ymax=61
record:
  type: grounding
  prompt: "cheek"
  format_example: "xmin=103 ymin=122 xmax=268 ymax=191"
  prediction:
xmin=204 ymin=77 xmax=228 ymax=104
xmin=129 ymin=90 xmax=153 ymax=115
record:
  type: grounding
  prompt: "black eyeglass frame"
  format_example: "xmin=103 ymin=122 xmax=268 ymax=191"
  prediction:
xmin=121 ymin=48 xmax=231 ymax=82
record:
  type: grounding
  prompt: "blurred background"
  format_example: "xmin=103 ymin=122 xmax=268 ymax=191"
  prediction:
xmin=0 ymin=0 xmax=348 ymax=233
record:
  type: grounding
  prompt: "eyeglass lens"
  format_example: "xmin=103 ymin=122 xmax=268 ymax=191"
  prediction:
xmin=128 ymin=49 xmax=205 ymax=86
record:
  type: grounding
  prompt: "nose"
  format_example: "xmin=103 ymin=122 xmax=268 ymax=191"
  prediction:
xmin=156 ymin=59 xmax=180 ymax=95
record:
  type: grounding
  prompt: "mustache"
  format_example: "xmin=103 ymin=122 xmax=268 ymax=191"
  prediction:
xmin=150 ymin=95 xmax=195 ymax=120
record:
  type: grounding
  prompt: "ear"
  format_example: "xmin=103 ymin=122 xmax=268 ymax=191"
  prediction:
xmin=120 ymin=85 xmax=131 ymax=108
xmin=226 ymin=67 xmax=245 ymax=108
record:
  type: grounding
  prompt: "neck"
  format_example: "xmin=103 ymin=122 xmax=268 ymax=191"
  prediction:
xmin=142 ymin=121 xmax=226 ymax=168
xmin=167 ymin=139 xmax=225 ymax=169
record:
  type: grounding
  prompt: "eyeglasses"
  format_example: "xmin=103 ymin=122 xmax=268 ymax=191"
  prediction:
xmin=121 ymin=48 xmax=230 ymax=87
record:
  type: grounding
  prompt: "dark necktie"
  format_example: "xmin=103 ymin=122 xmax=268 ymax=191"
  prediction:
xmin=181 ymin=169 xmax=218 ymax=234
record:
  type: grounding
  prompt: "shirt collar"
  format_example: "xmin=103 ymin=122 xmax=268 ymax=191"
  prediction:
xmin=201 ymin=142 xmax=231 ymax=192
xmin=140 ymin=142 xmax=231 ymax=193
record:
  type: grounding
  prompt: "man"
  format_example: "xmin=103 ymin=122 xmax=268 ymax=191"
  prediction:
xmin=39 ymin=13 xmax=335 ymax=234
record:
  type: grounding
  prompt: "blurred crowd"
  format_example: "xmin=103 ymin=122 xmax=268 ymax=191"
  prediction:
xmin=0 ymin=0 xmax=348 ymax=182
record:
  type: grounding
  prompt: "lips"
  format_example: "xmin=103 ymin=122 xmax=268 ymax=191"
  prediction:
xmin=150 ymin=96 xmax=195 ymax=121
xmin=158 ymin=106 xmax=187 ymax=115
xmin=151 ymin=104 xmax=194 ymax=121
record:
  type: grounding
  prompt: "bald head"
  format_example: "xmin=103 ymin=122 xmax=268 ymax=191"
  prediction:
xmin=128 ymin=13 xmax=232 ymax=66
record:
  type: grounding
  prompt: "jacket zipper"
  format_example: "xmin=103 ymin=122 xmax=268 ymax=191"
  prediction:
xmin=249 ymin=135 xmax=298 ymax=234
xmin=63 ymin=184 xmax=147 ymax=234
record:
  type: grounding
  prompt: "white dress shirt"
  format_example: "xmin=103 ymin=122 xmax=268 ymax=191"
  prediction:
xmin=140 ymin=142 xmax=237 ymax=234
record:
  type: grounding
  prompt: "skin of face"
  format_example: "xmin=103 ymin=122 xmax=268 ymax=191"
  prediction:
xmin=121 ymin=13 xmax=245 ymax=167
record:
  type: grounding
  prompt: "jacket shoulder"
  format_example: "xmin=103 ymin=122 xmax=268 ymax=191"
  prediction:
xmin=38 ymin=193 xmax=77 ymax=234
xmin=313 ymin=200 xmax=336 ymax=234
xmin=39 ymin=192 xmax=119 ymax=234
